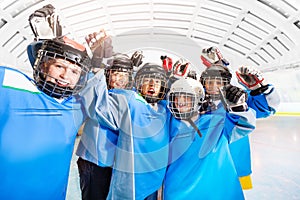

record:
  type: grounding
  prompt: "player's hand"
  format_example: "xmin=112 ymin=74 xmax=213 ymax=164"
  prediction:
xmin=220 ymin=84 xmax=248 ymax=112
xmin=236 ymin=66 xmax=270 ymax=96
xmin=85 ymin=29 xmax=113 ymax=68
xmin=161 ymin=55 xmax=173 ymax=73
xmin=28 ymin=4 xmax=62 ymax=40
xmin=236 ymin=66 xmax=267 ymax=90
xmin=131 ymin=51 xmax=144 ymax=67
xmin=200 ymin=46 xmax=229 ymax=67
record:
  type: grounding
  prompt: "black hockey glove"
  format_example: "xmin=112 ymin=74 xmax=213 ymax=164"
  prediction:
xmin=85 ymin=29 xmax=113 ymax=68
xmin=220 ymin=84 xmax=248 ymax=112
xmin=131 ymin=51 xmax=144 ymax=67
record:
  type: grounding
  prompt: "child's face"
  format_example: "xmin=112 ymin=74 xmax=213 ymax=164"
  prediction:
xmin=174 ymin=94 xmax=193 ymax=113
xmin=45 ymin=58 xmax=82 ymax=89
xmin=204 ymin=77 xmax=224 ymax=95
xmin=109 ymin=71 xmax=130 ymax=89
xmin=141 ymin=77 xmax=162 ymax=97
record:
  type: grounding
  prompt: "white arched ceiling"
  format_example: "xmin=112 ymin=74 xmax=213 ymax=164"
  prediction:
xmin=0 ymin=0 xmax=300 ymax=102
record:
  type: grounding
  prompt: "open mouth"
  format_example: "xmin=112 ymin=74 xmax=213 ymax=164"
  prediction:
xmin=177 ymin=102 xmax=191 ymax=112
xmin=147 ymin=88 xmax=155 ymax=95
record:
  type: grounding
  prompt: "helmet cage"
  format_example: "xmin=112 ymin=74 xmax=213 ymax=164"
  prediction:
xmin=105 ymin=53 xmax=134 ymax=90
xmin=167 ymin=92 xmax=199 ymax=120
xmin=201 ymin=76 xmax=230 ymax=101
xmin=135 ymin=63 xmax=168 ymax=103
xmin=33 ymin=39 xmax=91 ymax=98
xmin=135 ymin=73 xmax=167 ymax=103
xmin=167 ymin=77 xmax=204 ymax=120
xmin=105 ymin=67 xmax=133 ymax=90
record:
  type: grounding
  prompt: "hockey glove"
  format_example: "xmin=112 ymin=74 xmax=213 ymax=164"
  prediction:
xmin=29 ymin=4 xmax=62 ymax=40
xmin=200 ymin=46 xmax=229 ymax=67
xmin=236 ymin=66 xmax=269 ymax=96
xmin=131 ymin=51 xmax=144 ymax=67
xmin=85 ymin=29 xmax=113 ymax=68
xmin=220 ymin=84 xmax=248 ymax=112
xmin=161 ymin=55 xmax=173 ymax=73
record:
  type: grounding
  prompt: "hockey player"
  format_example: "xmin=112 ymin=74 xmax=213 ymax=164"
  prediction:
xmin=231 ymin=65 xmax=280 ymax=189
xmin=76 ymin=52 xmax=135 ymax=200
xmin=28 ymin=5 xmax=137 ymax=199
xmin=105 ymin=53 xmax=134 ymax=90
xmin=200 ymin=49 xmax=280 ymax=189
xmin=0 ymin=36 xmax=92 ymax=199
xmin=79 ymin=59 xmax=171 ymax=199
xmin=163 ymin=76 xmax=256 ymax=199
xmin=109 ymin=63 xmax=171 ymax=200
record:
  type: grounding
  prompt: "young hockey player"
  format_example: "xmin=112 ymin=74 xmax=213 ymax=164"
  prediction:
xmin=0 ymin=35 xmax=91 ymax=200
xmin=163 ymin=74 xmax=256 ymax=199
xmin=200 ymin=47 xmax=280 ymax=189
xmin=76 ymin=52 xmax=135 ymax=200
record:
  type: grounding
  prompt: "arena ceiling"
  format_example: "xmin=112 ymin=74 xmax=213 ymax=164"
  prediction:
xmin=1 ymin=0 xmax=300 ymax=76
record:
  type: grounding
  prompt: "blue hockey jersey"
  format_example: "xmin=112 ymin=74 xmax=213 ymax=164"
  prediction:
xmin=0 ymin=66 xmax=84 ymax=200
xmin=229 ymin=86 xmax=280 ymax=188
xmin=163 ymin=106 xmax=256 ymax=200
xmin=79 ymin=71 xmax=171 ymax=200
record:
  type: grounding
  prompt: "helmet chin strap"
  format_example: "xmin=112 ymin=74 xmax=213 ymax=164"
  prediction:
xmin=186 ymin=118 xmax=202 ymax=138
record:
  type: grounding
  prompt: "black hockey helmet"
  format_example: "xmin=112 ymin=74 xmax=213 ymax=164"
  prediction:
xmin=135 ymin=63 xmax=167 ymax=103
xmin=32 ymin=36 xmax=91 ymax=98
xmin=200 ymin=64 xmax=232 ymax=100
xmin=105 ymin=53 xmax=134 ymax=90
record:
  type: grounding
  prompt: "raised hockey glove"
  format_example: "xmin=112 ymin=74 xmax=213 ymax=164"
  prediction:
xmin=161 ymin=55 xmax=173 ymax=73
xmin=131 ymin=51 xmax=144 ymax=67
xmin=236 ymin=66 xmax=269 ymax=96
xmin=85 ymin=29 xmax=113 ymax=68
xmin=29 ymin=4 xmax=62 ymax=40
xmin=220 ymin=84 xmax=248 ymax=112
xmin=198 ymin=95 xmax=217 ymax=113
xmin=200 ymin=46 xmax=229 ymax=67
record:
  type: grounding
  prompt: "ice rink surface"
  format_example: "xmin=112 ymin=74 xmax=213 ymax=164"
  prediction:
xmin=67 ymin=115 xmax=300 ymax=200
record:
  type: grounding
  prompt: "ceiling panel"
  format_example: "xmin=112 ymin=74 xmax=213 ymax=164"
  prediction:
xmin=1 ymin=0 xmax=300 ymax=73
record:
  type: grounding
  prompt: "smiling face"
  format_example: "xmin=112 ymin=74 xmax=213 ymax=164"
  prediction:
xmin=203 ymin=77 xmax=224 ymax=95
xmin=108 ymin=70 xmax=130 ymax=89
xmin=174 ymin=93 xmax=193 ymax=113
xmin=44 ymin=58 xmax=82 ymax=89
xmin=141 ymin=77 xmax=162 ymax=97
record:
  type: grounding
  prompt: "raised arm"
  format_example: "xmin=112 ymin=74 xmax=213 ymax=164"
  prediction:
xmin=219 ymin=84 xmax=256 ymax=142
xmin=236 ymin=65 xmax=280 ymax=118
xmin=79 ymin=69 xmax=129 ymax=131
xmin=79 ymin=29 xmax=129 ymax=130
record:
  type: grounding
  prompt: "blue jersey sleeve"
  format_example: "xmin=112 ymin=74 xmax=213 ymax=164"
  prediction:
xmin=79 ymin=70 xmax=130 ymax=130
xmin=247 ymin=84 xmax=280 ymax=118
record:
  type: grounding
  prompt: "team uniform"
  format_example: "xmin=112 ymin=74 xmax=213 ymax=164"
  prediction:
xmin=0 ymin=66 xmax=84 ymax=200
xmin=76 ymin=106 xmax=118 ymax=198
xmin=107 ymin=89 xmax=170 ymax=200
xmin=163 ymin=77 xmax=256 ymax=200
xmin=79 ymin=64 xmax=171 ymax=200
xmin=198 ymin=50 xmax=280 ymax=190
xmin=76 ymin=53 xmax=133 ymax=200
